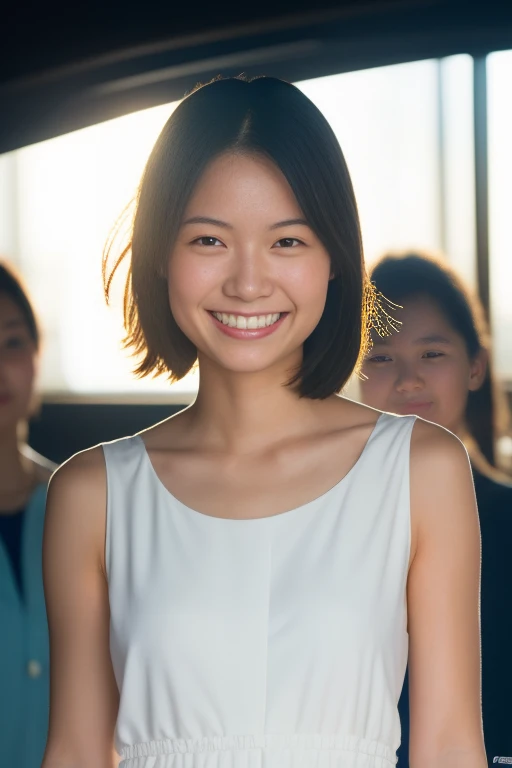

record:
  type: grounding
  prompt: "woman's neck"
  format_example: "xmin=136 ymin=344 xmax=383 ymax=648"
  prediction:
xmin=184 ymin=361 xmax=328 ymax=455
xmin=0 ymin=427 xmax=38 ymax=510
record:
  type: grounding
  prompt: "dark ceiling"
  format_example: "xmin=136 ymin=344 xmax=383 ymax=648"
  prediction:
xmin=2 ymin=0 xmax=400 ymax=82
xmin=1 ymin=0 xmax=512 ymax=152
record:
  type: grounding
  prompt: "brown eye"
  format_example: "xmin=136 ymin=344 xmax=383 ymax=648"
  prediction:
xmin=193 ymin=236 xmax=223 ymax=247
xmin=5 ymin=336 xmax=28 ymax=350
xmin=274 ymin=238 xmax=303 ymax=248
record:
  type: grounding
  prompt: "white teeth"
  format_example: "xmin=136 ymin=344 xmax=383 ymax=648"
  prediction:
xmin=212 ymin=312 xmax=282 ymax=329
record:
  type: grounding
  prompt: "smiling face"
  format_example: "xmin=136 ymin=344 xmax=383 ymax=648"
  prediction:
xmin=167 ymin=152 xmax=332 ymax=379
xmin=0 ymin=293 xmax=38 ymax=430
xmin=359 ymin=295 xmax=486 ymax=433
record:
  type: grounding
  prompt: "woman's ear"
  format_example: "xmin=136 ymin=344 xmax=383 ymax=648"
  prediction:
xmin=468 ymin=347 xmax=488 ymax=391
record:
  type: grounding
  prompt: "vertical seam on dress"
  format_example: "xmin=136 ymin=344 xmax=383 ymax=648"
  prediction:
xmin=261 ymin=528 xmax=273 ymax=734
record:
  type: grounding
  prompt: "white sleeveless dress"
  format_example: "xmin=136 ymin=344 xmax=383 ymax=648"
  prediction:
xmin=103 ymin=411 xmax=415 ymax=768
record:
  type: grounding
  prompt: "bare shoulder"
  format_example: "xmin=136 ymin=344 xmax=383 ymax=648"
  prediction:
xmin=48 ymin=443 xmax=106 ymax=498
xmin=408 ymin=418 xmax=477 ymax=563
xmin=324 ymin=395 xmax=384 ymax=432
xmin=410 ymin=417 xmax=472 ymax=483
xmin=45 ymin=444 xmax=108 ymax=573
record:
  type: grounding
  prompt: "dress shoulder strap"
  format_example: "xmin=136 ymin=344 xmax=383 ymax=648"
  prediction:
xmin=102 ymin=434 xmax=146 ymax=578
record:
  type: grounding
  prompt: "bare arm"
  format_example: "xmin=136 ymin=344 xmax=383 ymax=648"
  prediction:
xmin=41 ymin=447 xmax=119 ymax=768
xmin=407 ymin=420 xmax=487 ymax=768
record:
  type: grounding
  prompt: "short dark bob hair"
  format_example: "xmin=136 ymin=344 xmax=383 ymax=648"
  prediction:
xmin=0 ymin=261 xmax=40 ymax=349
xmin=104 ymin=75 xmax=372 ymax=399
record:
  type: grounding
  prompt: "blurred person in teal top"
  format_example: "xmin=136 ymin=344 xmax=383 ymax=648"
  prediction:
xmin=0 ymin=261 xmax=56 ymax=768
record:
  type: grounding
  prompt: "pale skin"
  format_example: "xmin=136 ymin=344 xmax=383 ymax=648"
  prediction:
xmin=42 ymin=154 xmax=487 ymax=768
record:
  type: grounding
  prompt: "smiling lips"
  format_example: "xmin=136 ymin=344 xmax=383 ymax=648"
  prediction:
xmin=209 ymin=310 xmax=287 ymax=339
xmin=211 ymin=312 xmax=282 ymax=329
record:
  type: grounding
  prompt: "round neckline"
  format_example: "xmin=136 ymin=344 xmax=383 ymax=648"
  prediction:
xmin=135 ymin=412 xmax=387 ymax=524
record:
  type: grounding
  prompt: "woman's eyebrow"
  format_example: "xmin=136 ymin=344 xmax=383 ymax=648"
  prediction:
xmin=370 ymin=333 xmax=453 ymax=347
xmin=414 ymin=335 xmax=452 ymax=345
xmin=2 ymin=318 xmax=25 ymax=330
xmin=182 ymin=216 xmax=233 ymax=229
xmin=182 ymin=216 xmax=310 ymax=230
xmin=268 ymin=218 xmax=310 ymax=230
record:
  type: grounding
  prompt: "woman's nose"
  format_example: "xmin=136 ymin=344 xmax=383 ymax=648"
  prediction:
xmin=395 ymin=361 xmax=424 ymax=392
xmin=222 ymin=249 xmax=273 ymax=302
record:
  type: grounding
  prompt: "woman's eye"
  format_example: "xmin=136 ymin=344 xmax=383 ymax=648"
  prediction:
xmin=5 ymin=336 xmax=26 ymax=350
xmin=366 ymin=355 xmax=392 ymax=363
xmin=274 ymin=238 xmax=304 ymax=248
xmin=193 ymin=236 xmax=223 ymax=247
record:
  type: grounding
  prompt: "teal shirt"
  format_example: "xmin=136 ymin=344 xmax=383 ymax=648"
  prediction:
xmin=0 ymin=484 xmax=50 ymax=768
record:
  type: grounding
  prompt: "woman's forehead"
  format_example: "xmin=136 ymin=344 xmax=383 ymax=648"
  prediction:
xmin=185 ymin=153 xmax=299 ymax=210
xmin=370 ymin=296 xmax=458 ymax=346
xmin=0 ymin=294 xmax=27 ymax=326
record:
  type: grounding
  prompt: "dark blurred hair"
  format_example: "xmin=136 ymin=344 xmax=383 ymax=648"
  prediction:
xmin=370 ymin=251 xmax=510 ymax=467
xmin=0 ymin=261 xmax=40 ymax=349
xmin=103 ymin=75 xmax=371 ymax=399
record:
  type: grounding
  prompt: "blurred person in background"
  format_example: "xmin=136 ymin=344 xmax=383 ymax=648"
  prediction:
xmin=359 ymin=251 xmax=512 ymax=767
xmin=0 ymin=261 xmax=56 ymax=768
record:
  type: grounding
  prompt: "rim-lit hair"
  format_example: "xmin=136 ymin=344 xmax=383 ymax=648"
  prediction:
xmin=104 ymin=75 xmax=372 ymax=398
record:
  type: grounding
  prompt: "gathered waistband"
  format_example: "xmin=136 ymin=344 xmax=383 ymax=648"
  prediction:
xmin=120 ymin=733 xmax=397 ymax=764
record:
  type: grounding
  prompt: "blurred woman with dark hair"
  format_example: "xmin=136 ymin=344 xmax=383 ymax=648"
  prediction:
xmin=0 ymin=261 xmax=56 ymax=768
xmin=360 ymin=250 xmax=512 ymax=766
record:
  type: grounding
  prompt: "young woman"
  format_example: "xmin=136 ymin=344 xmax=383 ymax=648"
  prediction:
xmin=0 ymin=262 xmax=56 ymax=768
xmin=359 ymin=251 xmax=512 ymax=766
xmin=42 ymin=77 xmax=487 ymax=768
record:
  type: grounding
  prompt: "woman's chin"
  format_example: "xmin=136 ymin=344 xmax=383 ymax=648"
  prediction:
xmin=198 ymin=351 xmax=301 ymax=379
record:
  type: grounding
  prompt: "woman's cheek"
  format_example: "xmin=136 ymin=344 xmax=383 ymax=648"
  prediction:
xmin=433 ymin=360 xmax=467 ymax=398
xmin=432 ymin=365 xmax=470 ymax=423
xmin=359 ymin=369 xmax=390 ymax=408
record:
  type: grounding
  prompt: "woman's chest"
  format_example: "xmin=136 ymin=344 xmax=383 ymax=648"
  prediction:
xmin=146 ymin=446 xmax=362 ymax=521
xmin=109 ymin=497 xmax=403 ymax=667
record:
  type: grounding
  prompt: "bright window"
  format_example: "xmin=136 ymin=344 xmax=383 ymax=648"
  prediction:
xmin=487 ymin=49 xmax=512 ymax=381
